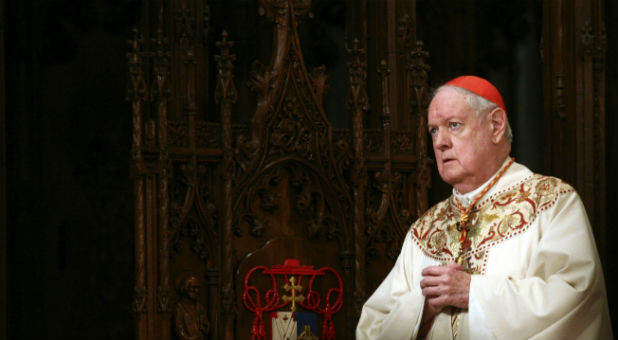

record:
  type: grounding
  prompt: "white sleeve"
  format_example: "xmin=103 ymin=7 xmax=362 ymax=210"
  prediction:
xmin=468 ymin=284 xmax=496 ymax=339
xmin=356 ymin=236 xmax=426 ymax=340
xmin=468 ymin=191 xmax=612 ymax=339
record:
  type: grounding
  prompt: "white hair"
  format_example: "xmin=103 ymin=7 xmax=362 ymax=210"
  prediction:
xmin=437 ymin=85 xmax=513 ymax=143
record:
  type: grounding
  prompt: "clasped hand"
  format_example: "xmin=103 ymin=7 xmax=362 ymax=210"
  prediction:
xmin=420 ymin=263 xmax=471 ymax=318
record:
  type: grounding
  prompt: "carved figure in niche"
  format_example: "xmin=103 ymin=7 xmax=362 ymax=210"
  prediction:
xmin=174 ymin=274 xmax=210 ymax=340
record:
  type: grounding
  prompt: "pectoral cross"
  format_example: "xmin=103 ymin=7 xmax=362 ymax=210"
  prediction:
xmin=282 ymin=276 xmax=305 ymax=312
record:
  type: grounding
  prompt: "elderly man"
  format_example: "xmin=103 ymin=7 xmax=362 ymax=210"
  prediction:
xmin=356 ymin=76 xmax=612 ymax=339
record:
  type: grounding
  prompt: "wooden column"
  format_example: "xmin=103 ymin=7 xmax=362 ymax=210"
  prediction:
xmin=153 ymin=23 xmax=172 ymax=340
xmin=346 ymin=38 xmax=368 ymax=321
xmin=127 ymin=27 xmax=149 ymax=339
xmin=542 ymin=0 xmax=607 ymax=264
xmin=215 ymin=30 xmax=237 ymax=340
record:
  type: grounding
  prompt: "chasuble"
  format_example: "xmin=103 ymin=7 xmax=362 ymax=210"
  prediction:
xmin=356 ymin=161 xmax=612 ymax=339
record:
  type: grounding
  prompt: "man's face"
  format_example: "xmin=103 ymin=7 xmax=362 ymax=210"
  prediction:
xmin=427 ymin=87 xmax=496 ymax=193
xmin=187 ymin=284 xmax=199 ymax=300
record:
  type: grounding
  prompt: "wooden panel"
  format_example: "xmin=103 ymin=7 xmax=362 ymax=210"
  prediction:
xmin=542 ymin=0 xmax=608 ymax=266
xmin=129 ymin=0 xmax=429 ymax=338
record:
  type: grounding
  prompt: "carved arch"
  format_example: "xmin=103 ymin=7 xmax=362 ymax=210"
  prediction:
xmin=233 ymin=157 xmax=351 ymax=244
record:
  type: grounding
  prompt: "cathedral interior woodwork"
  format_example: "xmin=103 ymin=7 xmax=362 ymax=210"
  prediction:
xmin=1 ymin=0 xmax=616 ymax=339
xmin=128 ymin=1 xmax=431 ymax=338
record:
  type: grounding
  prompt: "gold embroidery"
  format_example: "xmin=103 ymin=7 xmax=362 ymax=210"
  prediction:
xmin=410 ymin=174 xmax=574 ymax=274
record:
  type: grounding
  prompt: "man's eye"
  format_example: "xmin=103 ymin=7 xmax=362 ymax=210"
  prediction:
xmin=428 ymin=127 xmax=438 ymax=135
xmin=449 ymin=122 xmax=461 ymax=129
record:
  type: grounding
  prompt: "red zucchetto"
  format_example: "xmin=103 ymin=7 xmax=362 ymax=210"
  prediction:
xmin=445 ymin=75 xmax=506 ymax=111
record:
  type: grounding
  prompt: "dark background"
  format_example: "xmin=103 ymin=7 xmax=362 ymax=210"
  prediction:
xmin=1 ymin=0 xmax=616 ymax=338
xmin=3 ymin=1 xmax=139 ymax=338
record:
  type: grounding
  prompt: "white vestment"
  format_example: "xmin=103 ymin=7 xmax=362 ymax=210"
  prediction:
xmin=356 ymin=161 xmax=612 ymax=339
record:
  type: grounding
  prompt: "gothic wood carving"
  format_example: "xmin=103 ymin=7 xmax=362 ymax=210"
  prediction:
xmin=541 ymin=0 xmax=608 ymax=267
xmin=129 ymin=1 xmax=429 ymax=339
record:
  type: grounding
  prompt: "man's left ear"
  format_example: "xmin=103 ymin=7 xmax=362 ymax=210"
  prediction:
xmin=488 ymin=107 xmax=507 ymax=144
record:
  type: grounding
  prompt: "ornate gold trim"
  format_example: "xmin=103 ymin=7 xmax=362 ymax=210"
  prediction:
xmin=410 ymin=174 xmax=574 ymax=274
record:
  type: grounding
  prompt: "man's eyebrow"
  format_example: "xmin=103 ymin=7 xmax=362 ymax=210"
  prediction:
xmin=438 ymin=114 xmax=462 ymax=122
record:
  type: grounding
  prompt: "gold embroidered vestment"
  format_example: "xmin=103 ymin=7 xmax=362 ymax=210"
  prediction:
xmin=410 ymin=174 xmax=573 ymax=274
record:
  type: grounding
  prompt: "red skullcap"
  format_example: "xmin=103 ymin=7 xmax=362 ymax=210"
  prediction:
xmin=445 ymin=75 xmax=506 ymax=111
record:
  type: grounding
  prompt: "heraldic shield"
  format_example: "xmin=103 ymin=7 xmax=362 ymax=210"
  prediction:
xmin=270 ymin=311 xmax=318 ymax=340
xmin=243 ymin=259 xmax=343 ymax=340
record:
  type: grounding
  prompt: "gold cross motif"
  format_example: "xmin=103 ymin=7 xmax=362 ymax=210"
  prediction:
xmin=282 ymin=276 xmax=305 ymax=312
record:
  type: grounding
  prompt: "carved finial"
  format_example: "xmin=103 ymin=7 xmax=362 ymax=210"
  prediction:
xmin=176 ymin=3 xmax=195 ymax=50
xmin=127 ymin=27 xmax=142 ymax=69
xmin=216 ymin=30 xmax=233 ymax=49
xmin=126 ymin=27 xmax=148 ymax=102
xmin=580 ymin=20 xmax=607 ymax=59
xmin=378 ymin=59 xmax=390 ymax=76
xmin=151 ymin=25 xmax=170 ymax=102
xmin=581 ymin=20 xmax=594 ymax=55
xmin=378 ymin=59 xmax=391 ymax=121
xmin=407 ymin=40 xmax=431 ymax=114
xmin=214 ymin=31 xmax=238 ymax=104
xmin=346 ymin=38 xmax=369 ymax=112
xmin=153 ymin=14 xmax=169 ymax=57
xmin=258 ymin=0 xmax=312 ymax=23
xmin=397 ymin=14 xmax=415 ymax=51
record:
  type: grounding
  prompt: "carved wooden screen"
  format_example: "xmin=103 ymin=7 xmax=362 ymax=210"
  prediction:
xmin=127 ymin=0 xmax=431 ymax=339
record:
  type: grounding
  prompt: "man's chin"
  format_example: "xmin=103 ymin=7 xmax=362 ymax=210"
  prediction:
xmin=438 ymin=171 xmax=462 ymax=186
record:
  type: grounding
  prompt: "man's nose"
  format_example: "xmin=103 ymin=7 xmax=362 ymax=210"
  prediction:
xmin=433 ymin=129 xmax=451 ymax=150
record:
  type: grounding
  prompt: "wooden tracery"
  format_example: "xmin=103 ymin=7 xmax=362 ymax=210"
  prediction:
xmin=128 ymin=1 xmax=431 ymax=339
